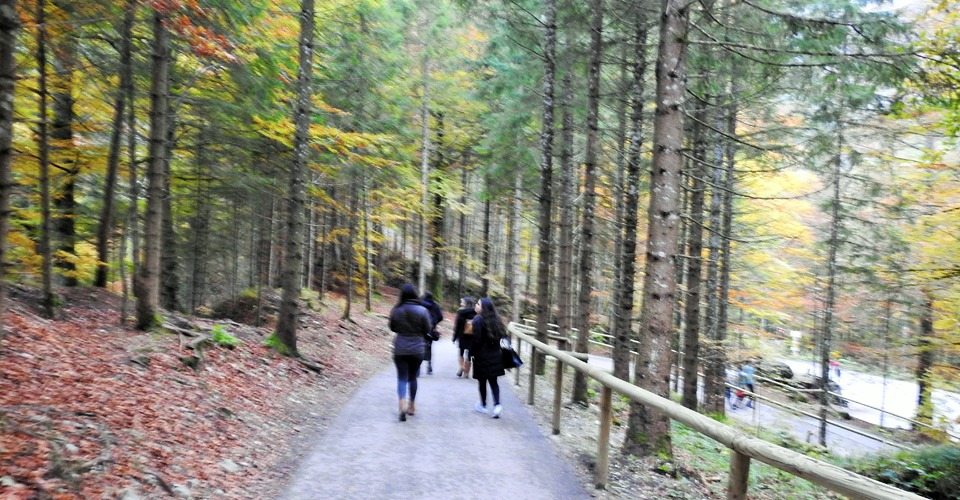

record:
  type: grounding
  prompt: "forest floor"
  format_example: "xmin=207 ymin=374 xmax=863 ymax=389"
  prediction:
xmin=1 ymin=284 xmax=843 ymax=500
xmin=0 ymin=285 xmax=396 ymax=499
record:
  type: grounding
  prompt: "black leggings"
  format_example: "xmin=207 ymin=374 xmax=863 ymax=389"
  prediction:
xmin=477 ymin=376 xmax=500 ymax=406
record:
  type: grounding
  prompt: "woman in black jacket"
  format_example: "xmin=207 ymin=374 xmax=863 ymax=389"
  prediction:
xmin=469 ymin=298 xmax=507 ymax=418
xmin=420 ymin=291 xmax=444 ymax=375
xmin=452 ymin=297 xmax=477 ymax=377
xmin=389 ymin=283 xmax=432 ymax=421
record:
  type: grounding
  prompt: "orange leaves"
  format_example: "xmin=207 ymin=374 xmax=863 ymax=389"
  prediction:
xmin=148 ymin=0 xmax=238 ymax=63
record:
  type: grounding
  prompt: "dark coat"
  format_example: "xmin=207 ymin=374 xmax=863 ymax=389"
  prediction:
xmin=389 ymin=300 xmax=431 ymax=356
xmin=470 ymin=315 xmax=505 ymax=379
xmin=421 ymin=297 xmax=443 ymax=342
xmin=452 ymin=307 xmax=477 ymax=350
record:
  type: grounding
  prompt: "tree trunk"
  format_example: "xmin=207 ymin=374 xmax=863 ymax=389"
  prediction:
xmin=612 ymin=10 xmax=648 ymax=383
xmin=572 ymin=0 xmax=604 ymax=405
xmin=95 ymin=0 xmax=135 ymax=288
xmin=535 ymin=0 xmax=557 ymax=375
xmin=160 ymin=116 xmax=179 ymax=312
xmin=121 ymin=38 xmax=139 ymax=325
xmin=624 ymin=0 xmax=689 ymax=459
xmin=915 ymin=292 xmax=935 ymax=426
xmin=342 ymin=175 xmax=359 ymax=320
xmin=189 ymin=138 xmax=210 ymax=311
xmin=0 ymin=0 xmax=17 ymax=331
xmin=35 ymin=0 xmax=57 ymax=318
xmin=430 ymin=111 xmax=445 ymax=299
xmin=509 ymin=171 xmax=522 ymax=322
xmin=50 ymin=0 xmax=77 ymax=287
xmin=481 ymin=174 xmax=492 ymax=297
xmin=681 ymin=98 xmax=707 ymax=410
xmin=135 ymin=8 xmax=170 ymax=330
xmin=273 ymin=0 xmax=316 ymax=355
xmin=819 ymin=127 xmax=842 ymax=446
xmin=557 ymin=70 xmax=575 ymax=354
xmin=418 ymin=54 xmax=431 ymax=294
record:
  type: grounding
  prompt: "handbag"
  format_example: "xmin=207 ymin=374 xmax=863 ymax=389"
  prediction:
xmin=426 ymin=328 xmax=440 ymax=342
xmin=500 ymin=337 xmax=522 ymax=370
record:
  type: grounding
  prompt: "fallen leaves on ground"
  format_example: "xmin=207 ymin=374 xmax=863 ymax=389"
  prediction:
xmin=1 ymin=287 xmax=395 ymax=499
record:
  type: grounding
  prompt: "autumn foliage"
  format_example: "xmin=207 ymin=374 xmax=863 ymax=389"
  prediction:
xmin=0 ymin=287 xmax=394 ymax=498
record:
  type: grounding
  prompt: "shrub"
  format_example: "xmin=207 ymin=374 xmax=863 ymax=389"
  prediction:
xmin=850 ymin=445 xmax=960 ymax=499
xmin=211 ymin=325 xmax=242 ymax=348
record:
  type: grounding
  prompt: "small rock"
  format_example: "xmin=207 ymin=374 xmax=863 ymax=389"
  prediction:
xmin=218 ymin=459 xmax=240 ymax=474
xmin=172 ymin=484 xmax=192 ymax=498
xmin=1 ymin=476 xmax=18 ymax=487
xmin=64 ymin=443 xmax=80 ymax=454
xmin=117 ymin=487 xmax=142 ymax=500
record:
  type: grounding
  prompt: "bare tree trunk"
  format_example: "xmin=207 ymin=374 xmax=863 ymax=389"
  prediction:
xmin=51 ymin=0 xmax=77 ymax=287
xmin=681 ymin=98 xmax=707 ymax=410
xmin=121 ymin=43 xmax=139 ymax=325
xmin=509 ymin=172 xmax=522 ymax=322
xmin=557 ymin=70 xmax=575 ymax=352
xmin=430 ymin=111 xmax=445 ymax=298
xmin=0 ymin=0 xmax=17 ymax=331
xmin=273 ymin=0 xmax=316 ymax=355
xmin=819 ymin=126 xmax=842 ymax=446
xmin=418 ymin=54 xmax=431 ymax=294
xmin=572 ymin=0 xmax=604 ymax=404
xmin=915 ymin=291 xmax=935 ymax=426
xmin=135 ymin=8 xmax=170 ymax=330
xmin=612 ymin=9 xmax=648 ymax=382
xmin=481 ymin=173 xmax=491 ymax=297
xmin=96 ymin=0 xmax=135 ymax=288
xmin=624 ymin=0 xmax=689 ymax=459
xmin=535 ymin=0 xmax=557 ymax=375
xmin=160 ymin=119 xmax=179 ymax=311
xmin=35 ymin=0 xmax=57 ymax=318
xmin=342 ymin=176 xmax=358 ymax=320
xmin=363 ymin=176 xmax=373 ymax=311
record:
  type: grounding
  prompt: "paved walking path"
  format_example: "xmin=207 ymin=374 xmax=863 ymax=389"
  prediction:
xmin=280 ymin=338 xmax=590 ymax=500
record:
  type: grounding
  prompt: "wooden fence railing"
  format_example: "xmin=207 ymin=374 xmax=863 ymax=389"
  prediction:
xmin=507 ymin=321 xmax=923 ymax=500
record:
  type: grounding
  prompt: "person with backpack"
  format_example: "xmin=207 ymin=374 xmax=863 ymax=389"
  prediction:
xmin=389 ymin=284 xmax=432 ymax=421
xmin=469 ymin=298 xmax=507 ymax=418
xmin=420 ymin=291 xmax=444 ymax=375
xmin=452 ymin=297 xmax=477 ymax=378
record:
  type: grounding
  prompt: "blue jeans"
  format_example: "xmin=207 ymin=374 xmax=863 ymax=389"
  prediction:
xmin=394 ymin=354 xmax=422 ymax=401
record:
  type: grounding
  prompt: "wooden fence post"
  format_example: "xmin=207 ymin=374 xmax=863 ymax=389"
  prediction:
xmin=595 ymin=386 xmax=612 ymax=489
xmin=527 ymin=344 xmax=537 ymax=405
xmin=728 ymin=450 xmax=750 ymax=499
xmin=552 ymin=353 xmax=564 ymax=435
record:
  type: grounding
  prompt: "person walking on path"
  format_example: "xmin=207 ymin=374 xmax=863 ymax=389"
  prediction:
xmin=470 ymin=298 xmax=507 ymax=418
xmin=452 ymin=296 xmax=477 ymax=378
xmin=420 ymin=291 xmax=443 ymax=375
xmin=389 ymin=283 xmax=432 ymax=421
xmin=739 ymin=360 xmax=756 ymax=408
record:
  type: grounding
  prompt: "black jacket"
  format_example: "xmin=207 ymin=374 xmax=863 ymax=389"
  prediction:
xmin=389 ymin=300 xmax=431 ymax=356
xmin=452 ymin=307 xmax=477 ymax=350
xmin=469 ymin=315 xmax=505 ymax=379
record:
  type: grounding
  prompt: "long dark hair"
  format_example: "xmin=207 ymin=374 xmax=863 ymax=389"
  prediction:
xmin=477 ymin=297 xmax=506 ymax=341
xmin=396 ymin=283 xmax=419 ymax=307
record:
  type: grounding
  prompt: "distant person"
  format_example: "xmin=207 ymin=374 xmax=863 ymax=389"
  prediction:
xmin=469 ymin=298 xmax=508 ymax=418
xmin=420 ymin=291 xmax=444 ymax=375
xmin=739 ymin=360 xmax=756 ymax=408
xmin=726 ymin=368 xmax=741 ymax=409
xmin=452 ymin=297 xmax=477 ymax=378
xmin=389 ymin=283 xmax=432 ymax=422
xmin=829 ymin=359 xmax=841 ymax=378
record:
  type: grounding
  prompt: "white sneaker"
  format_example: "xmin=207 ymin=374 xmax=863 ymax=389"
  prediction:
xmin=491 ymin=404 xmax=502 ymax=419
xmin=474 ymin=402 xmax=488 ymax=414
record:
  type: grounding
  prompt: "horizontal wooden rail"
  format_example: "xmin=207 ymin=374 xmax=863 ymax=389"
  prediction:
xmin=523 ymin=317 xmax=957 ymax=443
xmin=508 ymin=322 xmax=923 ymax=500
